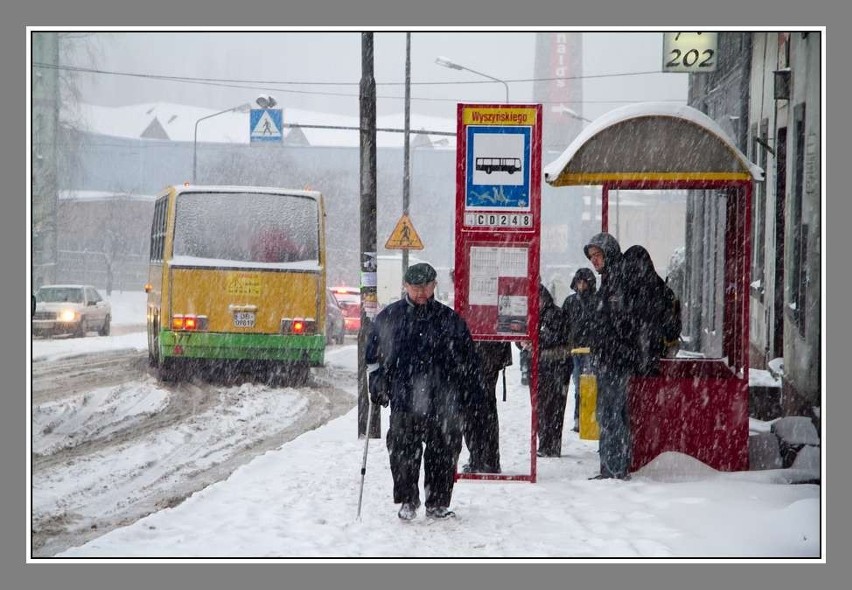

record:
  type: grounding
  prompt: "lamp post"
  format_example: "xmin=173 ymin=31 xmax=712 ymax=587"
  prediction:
xmin=192 ymin=101 xmax=253 ymax=184
xmin=402 ymin=33 xmax=411 ymax=278
xmin=435 ymin=55 xmax=509 ymax=104
xmin=553 ymin=104 xmax=592 ymax=123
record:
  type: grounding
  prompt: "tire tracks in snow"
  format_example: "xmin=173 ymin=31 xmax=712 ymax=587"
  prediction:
xmin=31 ymin=351 xmax=356 ymax=557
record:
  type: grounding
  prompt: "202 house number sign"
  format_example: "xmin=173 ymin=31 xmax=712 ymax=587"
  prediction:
xmin=663 ymin=32 xmax=718 ymax=73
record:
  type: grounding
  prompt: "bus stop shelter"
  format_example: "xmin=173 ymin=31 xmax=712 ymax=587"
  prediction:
xmin=543 ymin=102 xmax=763 ymax=472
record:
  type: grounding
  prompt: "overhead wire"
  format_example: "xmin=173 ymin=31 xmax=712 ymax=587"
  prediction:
xmin=32 ymin=62 xmax=687 ymax=106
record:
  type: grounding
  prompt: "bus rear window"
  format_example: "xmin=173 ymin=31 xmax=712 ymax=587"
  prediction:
xmin=173 ymin=192 xmax=319 ymax=263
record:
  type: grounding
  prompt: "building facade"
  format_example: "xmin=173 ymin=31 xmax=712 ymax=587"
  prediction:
xmin=685 ymin=31 xmax=822 ymax=418
xmin=747 ymin=32 xmax=822 ymax=416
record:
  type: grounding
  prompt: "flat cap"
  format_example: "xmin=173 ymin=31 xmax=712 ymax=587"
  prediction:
xmin=404 ymin=262 xmax=437 ymax=285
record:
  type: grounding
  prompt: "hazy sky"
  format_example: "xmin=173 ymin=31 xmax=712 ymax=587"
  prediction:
xmin=63 ymin=30 xmax=688 ymax=122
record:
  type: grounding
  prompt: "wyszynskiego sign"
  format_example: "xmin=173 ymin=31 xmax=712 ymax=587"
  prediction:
xmin=462 ymin=107 xmax=535 ymax=229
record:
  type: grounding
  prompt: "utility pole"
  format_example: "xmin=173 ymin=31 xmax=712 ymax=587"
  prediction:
xmin=402 ymin=33 xmax=411 ymax=277
xmin=358 ymin=33 xmax=381 ymax=438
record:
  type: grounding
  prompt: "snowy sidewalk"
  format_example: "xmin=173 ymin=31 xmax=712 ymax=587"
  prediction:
xmin=56 ymin=344 xmax=821 ymax=559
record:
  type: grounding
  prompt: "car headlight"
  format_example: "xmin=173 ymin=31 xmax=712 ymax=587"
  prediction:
xmin=58 ymin=309 xmax=78 ymax=322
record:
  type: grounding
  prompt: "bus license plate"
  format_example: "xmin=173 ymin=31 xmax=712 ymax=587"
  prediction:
xmin=233 ymin=311 xmax=255 ymax=328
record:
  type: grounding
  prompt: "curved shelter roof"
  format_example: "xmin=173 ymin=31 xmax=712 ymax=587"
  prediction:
xmin=543 ymin=102 xmax=763 ymax=187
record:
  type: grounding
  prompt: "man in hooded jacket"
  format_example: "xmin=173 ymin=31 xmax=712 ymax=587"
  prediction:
xmin=562 ymin=267 xmax=598 ymax=432
xmin=365 ymin=263 xmax=485 ymax=520
xmin=583 ymin=232 xmax=639 ymax=480
xmin=622 ymin=244 xmax=681 ymax=375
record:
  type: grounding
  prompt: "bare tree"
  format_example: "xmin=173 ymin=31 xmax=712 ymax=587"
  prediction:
xmin=32 ymin=32 xmax=100 ymax=287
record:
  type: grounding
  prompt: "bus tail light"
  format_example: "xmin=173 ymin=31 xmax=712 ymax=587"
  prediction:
xmin=171 ymin=314 xmax=208 ymax=331
xmin=280 ymin=317 xmax=317 ymax=335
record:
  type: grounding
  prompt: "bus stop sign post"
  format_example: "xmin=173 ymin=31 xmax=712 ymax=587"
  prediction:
xmin=453 ymin=103 xmax=543 ymax=483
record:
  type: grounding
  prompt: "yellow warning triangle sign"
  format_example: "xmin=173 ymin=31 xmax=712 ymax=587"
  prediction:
xmin=385 ymin=214 xmax=425 ymax=250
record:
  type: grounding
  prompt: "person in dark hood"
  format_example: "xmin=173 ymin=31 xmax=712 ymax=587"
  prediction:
xmin=365 ymin=263 xmax=485 ymax=520
xmin=622 ymin=245 xmax=681 ymax=375
xmin=562 ymin=267 xmax=598 ymax=432
xmin=583 ymin=232 xmax=638 ymax=480
xmin=522 ymin=283 xmax=572 ymax=457
xmin=462 ymin=340 xmax=512 ymax=474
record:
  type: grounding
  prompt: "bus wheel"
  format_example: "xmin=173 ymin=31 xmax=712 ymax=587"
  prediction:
xmin=158 ymin=357 xmax=179 ymax=382
xmin=148 ymin=320 xmax=159 ymax=367
xmin=268 ymin=362 xmax=309 ymax=387
xmin=290 ymin=363 xmax=310 ymax=387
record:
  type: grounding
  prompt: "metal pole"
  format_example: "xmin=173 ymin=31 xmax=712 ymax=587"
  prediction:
xmin=402 ymin=33 xmax=411 ymax=276
xmin=358 ymin=33 xmax=381 ymax=438
xmin=436 ymin=57 xmax=509 ymax=104
xmin=460 ymin=65 xmax=509 ymax=103
xmin=192 ymin=120 xmax=200 ymax=184
xmin=616 ymin=189 xmax=620 ymax=242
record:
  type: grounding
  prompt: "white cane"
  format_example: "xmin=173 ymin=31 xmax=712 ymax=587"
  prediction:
xmin=356 ymin=399 xmax=375 ymax=521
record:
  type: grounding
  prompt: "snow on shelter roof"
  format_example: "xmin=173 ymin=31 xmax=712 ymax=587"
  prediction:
xmin=543 ymin=102 xmax=764 ymax=186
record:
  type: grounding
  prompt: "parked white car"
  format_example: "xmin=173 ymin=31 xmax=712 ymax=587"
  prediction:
xmin=32 ymin=284 xmax=111 ymax=338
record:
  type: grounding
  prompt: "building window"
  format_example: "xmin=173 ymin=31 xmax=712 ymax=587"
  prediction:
xmin=788 ymin=103 xmax=807 ymax=337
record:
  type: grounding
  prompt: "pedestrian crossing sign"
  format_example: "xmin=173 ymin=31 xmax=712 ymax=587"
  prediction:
xmin=250 ymin=108 xmax=283 ymax=142
xmin=385 ymin=214 xmax=424 ymax=250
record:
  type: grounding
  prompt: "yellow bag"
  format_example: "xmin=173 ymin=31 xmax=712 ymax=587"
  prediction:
xmin=571 ymin=347 xmax=600 ymax=441
xmin=579 ymin=372 xmax=600 ymax=441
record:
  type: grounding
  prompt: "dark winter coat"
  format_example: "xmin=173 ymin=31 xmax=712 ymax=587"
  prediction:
xmin=537 ymin=284 xmax=572 ymax=381
xmin=532 ymin=284 xmax=572 ymax=456
xmin=622 ymin=245 xmax=681 ymax=375
xmin=584 ymin=232 xmax=640 ymax=376
xmin=562 ymin=269 xmax=598 ymax=351
xmin=365 ymin=295 xmax=485 ymax=422
xmin=473 ymin=341 xmax=513 ymax=378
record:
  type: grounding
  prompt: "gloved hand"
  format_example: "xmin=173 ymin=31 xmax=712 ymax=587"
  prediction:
xmin=368 ymin=369 xmax=390 ymax=407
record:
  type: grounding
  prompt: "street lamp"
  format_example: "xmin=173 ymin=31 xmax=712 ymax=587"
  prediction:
xmin=192 ymin=101 xmax=253 ymax=184
xmin=435 ymin=55 xmax=510 ymax=104
xmin=552 ymin=104 xmax=592 ymax=123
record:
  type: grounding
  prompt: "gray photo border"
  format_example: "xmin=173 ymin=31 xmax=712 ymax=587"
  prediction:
xmin=3 ymin=1 xmax=842 ymax=589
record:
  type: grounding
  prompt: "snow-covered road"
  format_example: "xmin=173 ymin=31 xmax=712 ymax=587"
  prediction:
xmin=30 ymin=308 xmax=357 ymax=556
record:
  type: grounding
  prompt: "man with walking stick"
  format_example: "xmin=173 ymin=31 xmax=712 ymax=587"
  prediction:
xmin=364 ymin=263 xmax=485 ymax=521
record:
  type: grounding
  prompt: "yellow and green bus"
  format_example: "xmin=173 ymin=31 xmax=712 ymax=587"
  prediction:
xmin=145 ymin=185 xmax=327 ymax=383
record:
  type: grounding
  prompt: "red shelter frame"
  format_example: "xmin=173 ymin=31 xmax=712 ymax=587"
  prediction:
xmin=544 ymin=103 xmax=762 ymax=473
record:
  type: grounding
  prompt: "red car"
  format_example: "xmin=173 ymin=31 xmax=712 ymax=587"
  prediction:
xmin=331 ymin=287 xmax=361 ymax=335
